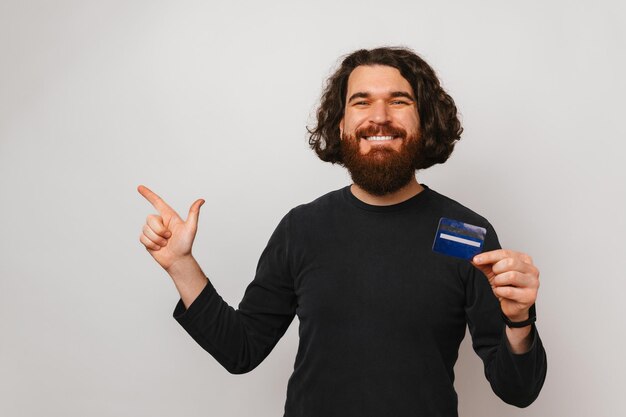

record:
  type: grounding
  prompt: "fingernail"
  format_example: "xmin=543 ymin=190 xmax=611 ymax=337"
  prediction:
xmin=474 ymin=256 xmax=481 ymax=263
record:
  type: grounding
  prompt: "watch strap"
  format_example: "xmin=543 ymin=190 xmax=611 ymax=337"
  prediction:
xmin=502 ymin=304 xmax=537 ymax=328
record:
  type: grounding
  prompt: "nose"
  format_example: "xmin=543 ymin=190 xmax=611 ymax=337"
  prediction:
xmin=369 ymin=101 xmax=391 ymax=124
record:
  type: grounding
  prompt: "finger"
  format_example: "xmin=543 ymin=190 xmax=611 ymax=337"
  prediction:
xmin=493 ymin=285 xmax=534 ymax=303
xmin=472 ymin=249 xmax=513 ymax=265
xmin=146 ymin=214 xmax=171 ymax=238
xmin=143 ymin=224 xmax=169 ymax=247
xmin=185 ymin=198 xmax=205 ymax=229
xmin=470 ymin=261 xmax=495 ymax=281
xmin=491 ymin=271 xmax=535 ymax=289
xmin=139 ymin=233 xmax=161 ymax=251
xmin=137 ymin=185 xmax=174 ymax=215
xmin=492 ymin=257 xmax=537 ymax=275
xmin=521 ymin=253 xmax=534 ymax=265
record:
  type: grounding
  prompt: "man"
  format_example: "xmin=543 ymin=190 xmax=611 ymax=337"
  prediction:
xmin=138 ymin=46 xmax=547 ymax=417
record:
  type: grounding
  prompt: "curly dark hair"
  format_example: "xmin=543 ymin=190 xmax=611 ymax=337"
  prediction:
xmin=307 ymin=46 xmax=463 ymax=169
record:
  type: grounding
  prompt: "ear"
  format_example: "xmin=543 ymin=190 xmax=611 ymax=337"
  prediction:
xmin=339 ymin=118 xmax=344 ymax=138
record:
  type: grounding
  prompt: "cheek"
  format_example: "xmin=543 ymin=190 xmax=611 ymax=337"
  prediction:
xmin=344 ymin=115 xmax=367 ymax=134
xmin=405 ymin=113 xmax=420 ymax=131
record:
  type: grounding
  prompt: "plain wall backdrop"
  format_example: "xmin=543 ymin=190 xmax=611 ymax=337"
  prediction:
xmin=1 ymin=0 xmax=625 ymax=416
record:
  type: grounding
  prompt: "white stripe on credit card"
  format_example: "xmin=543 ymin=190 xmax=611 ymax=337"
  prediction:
xmin=439 ymin=233 xmax=481 ymax=247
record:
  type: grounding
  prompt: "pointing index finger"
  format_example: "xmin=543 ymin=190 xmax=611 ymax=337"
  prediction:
xmin=137 ymin=184 xmax=173 ymax=214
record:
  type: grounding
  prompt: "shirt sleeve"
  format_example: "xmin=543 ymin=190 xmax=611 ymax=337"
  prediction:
xmin=172 ymin=211 xmax=297 ymax=374
xmin=463 ymin=222 xmax=548 ymax=407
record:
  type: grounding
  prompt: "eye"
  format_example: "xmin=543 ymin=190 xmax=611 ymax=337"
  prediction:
xmin=391 ymin=100 xmax=411 ymax=105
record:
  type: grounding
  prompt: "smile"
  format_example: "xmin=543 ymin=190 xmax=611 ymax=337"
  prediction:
xmin=364 ymin=135 xmax=399 ymax=141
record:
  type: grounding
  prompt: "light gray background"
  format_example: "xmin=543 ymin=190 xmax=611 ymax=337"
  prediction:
xmin=1 ymin=0 xmax=625 ymax=416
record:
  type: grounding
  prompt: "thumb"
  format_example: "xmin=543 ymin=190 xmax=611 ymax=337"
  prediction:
xmin=186 ymin=198 xmax=205 ymax=229
xmin=471 ymin=260 xmax=495 ymax=282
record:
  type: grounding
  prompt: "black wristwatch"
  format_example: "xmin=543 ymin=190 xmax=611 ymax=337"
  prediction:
xmin=501 ymin=304 xmax=537 ymax=328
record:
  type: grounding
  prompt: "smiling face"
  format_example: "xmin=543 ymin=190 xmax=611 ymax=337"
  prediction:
xmin=339 ymin=65 xmax=424 ymax=196
xmin=340 ymin=64 xmax=421 ymax=155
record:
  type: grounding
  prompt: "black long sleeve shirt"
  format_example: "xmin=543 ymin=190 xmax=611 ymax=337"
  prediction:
xmin=173 ymin=184 xmax=547 ymax=416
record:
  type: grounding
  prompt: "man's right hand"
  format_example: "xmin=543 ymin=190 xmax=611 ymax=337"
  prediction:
xmin=137 ymin=185 xmax=205 ymax=271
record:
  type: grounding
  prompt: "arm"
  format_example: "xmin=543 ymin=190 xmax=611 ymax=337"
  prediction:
xmin=171 ymin=212 xmax=297 ymax=374
xmin=472 ymin=248 xmax=541 ymax=355
xmin=465 ymin=266 xmax=547 ymax=407
xmin=138 ymin=185 xmax=296 ymax=374
xmin=165 ymin=255 xmax=209 ymax=309
xmin=464 ymin=225 xmax=547 ymax=407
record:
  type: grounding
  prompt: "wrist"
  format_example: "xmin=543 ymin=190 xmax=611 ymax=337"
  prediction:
xmin=505 ymin=325 xmax=534 ymax=354
xmin=502 ymin=304 xmax=537 ymax=328
xmin=165 ymin=255 xmax=197 ymax=277
xmin=165 ymin=255 xmax=209 ymax=309
xmin=506 ymin=310 xmax=530 ymax=323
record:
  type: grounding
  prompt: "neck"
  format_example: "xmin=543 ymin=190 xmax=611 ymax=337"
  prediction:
xmin=350 ymin=177 xmax=424 ymax=206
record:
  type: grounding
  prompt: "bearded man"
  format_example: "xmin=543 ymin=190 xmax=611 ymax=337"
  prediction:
xmin=138 ymin=46 xmax=547 ymax=417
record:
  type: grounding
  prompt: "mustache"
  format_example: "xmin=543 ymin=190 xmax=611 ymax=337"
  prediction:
xmin=354 ymin=125 xmax=407 ymax=139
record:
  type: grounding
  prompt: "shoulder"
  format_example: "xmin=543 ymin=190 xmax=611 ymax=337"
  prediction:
xmin=286 ymin=186 xmax=345 ymax=219
xmin=424 ymin=186 xmax=494 ymax=229
xmin=424 ymin=186 xmax=501 ymax=250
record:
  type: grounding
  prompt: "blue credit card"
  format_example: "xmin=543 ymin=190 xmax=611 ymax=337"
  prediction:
xmin=432 ymin=217 xmax=486 ymax=260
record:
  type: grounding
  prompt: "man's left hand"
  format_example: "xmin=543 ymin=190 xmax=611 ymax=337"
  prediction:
xmin=471 ymin=249 xmax=540 ymax=323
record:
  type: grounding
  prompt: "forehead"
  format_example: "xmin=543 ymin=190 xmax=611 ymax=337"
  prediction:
xmin=346 ymin=65 xmax=414 ymax=98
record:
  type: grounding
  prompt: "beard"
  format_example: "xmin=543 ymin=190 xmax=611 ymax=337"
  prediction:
xmin=340 ymin=124 xmax=424 ymax=196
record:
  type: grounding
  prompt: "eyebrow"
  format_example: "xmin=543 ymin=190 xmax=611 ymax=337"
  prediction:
xmin=347 ymin=91 xmax=416 ymax=103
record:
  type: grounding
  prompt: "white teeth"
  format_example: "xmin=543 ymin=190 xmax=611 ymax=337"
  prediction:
xmin=366 ymin=136 xmax=395 ymax=141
